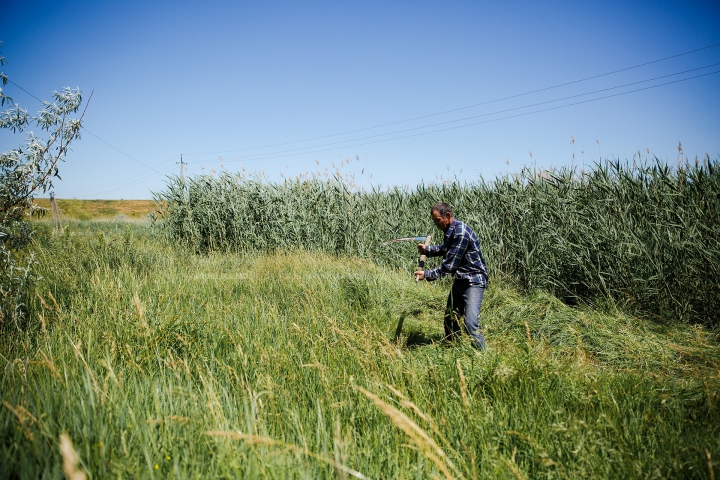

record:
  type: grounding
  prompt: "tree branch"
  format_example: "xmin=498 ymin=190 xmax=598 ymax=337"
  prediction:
xmin=1 ymin=90 xmax=93 ymax=215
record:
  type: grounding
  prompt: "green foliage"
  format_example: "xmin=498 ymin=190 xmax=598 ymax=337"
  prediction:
xmin=0 ymin=43 xmax=85 ymax=330
xmin=154 ymin=159 xmax=720 ymax=326
xmin=1 ymin=227 xmax=718 ymax=478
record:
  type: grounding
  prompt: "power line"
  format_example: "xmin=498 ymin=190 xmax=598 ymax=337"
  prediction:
xmin=61 ymin=67 xmax=720 ymax=192
xmin=5 ymin=79 xmax=171 ymax=174
xmin=185 ymin=66 xmax=720 ymax=165
xmin=4 ymin=80 xmax=184 ymax=197
xmin=181 ymin=42 xmax=720 ymax=156
xmin=40 ymin=68 xmax=720 ymax=195
xmin=64 ymin=164 xmax=177 ymax=197
xmin=7 ymin=44 xmax=718 ymax=193
xmin=6 ymin=79 xmax=42 ymax=102
xmin=62 ymin=167 xmax=176 ymax=198
xmin=186 ymin=62 xmax=720 ymax=162
xmin=185 ymin=69 xmax=720 ymax=165
xmin=80 ymin=128 xmax=173 ymax=174
xmin=61 ymin=159 xmax=179 ymax=197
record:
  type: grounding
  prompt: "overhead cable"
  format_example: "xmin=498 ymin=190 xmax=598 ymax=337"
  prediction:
xmin=186 ymin=69 xmax=720 ymax=165
xmin=181 ymin=43 xmax=720 ymax=156
xmin=62 ymin=161 xmax=179 ymax=197
xmin=6 ymin=79 xmax=172 ymax=174
xmin=185 ymin=67 xmax=720 ymax=165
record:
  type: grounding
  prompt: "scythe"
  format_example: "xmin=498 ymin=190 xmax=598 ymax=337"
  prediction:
xmin=382 ymin=234 xmax=432 ymax=341
xmin=381 ymin=234 xmax=432 ymax=281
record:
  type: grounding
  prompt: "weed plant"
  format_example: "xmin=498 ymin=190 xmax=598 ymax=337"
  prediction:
xmin=1 ymin=226 xmax=718 ymax=478
xmin=153 ymin=159 xmax=720 ymax=326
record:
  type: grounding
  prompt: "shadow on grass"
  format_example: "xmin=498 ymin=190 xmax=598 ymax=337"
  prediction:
xmin=404 ymin=329 xmax=444 ymax=348
xmin=394 ymin=315 xmax=445 ymax=349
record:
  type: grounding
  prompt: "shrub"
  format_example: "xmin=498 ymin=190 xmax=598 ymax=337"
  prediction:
xmin=0 ymin=42 xmax=86 ymax=330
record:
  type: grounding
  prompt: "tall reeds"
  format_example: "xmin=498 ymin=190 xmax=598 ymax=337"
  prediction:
xmin=154 ymin=159 xmax=720 ymax=325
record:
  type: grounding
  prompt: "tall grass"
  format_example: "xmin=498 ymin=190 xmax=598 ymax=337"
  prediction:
xmin=153 ymin=159 xmax=720 ymax=326
xmin=1 ymin=225 xmax=718 ymax=478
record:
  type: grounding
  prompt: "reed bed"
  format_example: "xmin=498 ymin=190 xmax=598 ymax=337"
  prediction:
xmin=1 ymin=224 xmax=717 ymax=478
xmin=153 ymin=159 xmax=720 ymax=326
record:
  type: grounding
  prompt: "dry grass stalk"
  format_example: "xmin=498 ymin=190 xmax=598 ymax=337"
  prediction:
xmin=59 ymin=433 xmax=87 ymax=480
xmin=47 ymin=290 xmax=60 ymax=310
xmin=356 ymin=386 xmax=458 ymax=480
xmin=384 ymin=384 xmax=437 ymax=427
xmin=384 ymin=383 xmax=448 ymax=447
xmin=121 ymin=430 xmax=129 ymax=458
xmin=40 ymin=351 xmax=62 ymax=380
xmin=35 ymin=291 xmax=50 ymax=309
xmin=506 ymin=430 xmax=535 ymax=446
xmin=133 ymin=294 xmax=143 ymax=318
xmin=205 ymin=431 xmax=369 ymax=479
xmin=524 ymin=321 xmax=532 ymax=344
xmin=133 ymin=293 xmax=148 ymax=331
xmin=708 ymin=449 xmax=716 ymax=480
xmin=3 ymin=401 xmax=36 ymax=441
xmin=503 ymin=455 xmax=526 ymax=480
xmin=3 ymin=401 xmax=37 ymax=426
xmin=457 ymin=361 xmax=469 ymax=411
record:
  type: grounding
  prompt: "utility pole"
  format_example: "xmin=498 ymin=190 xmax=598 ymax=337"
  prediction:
xmin=49 ymin=192 xmax=65 ymax=232
xmin=177 ymin=154 xmax=186 ymax=179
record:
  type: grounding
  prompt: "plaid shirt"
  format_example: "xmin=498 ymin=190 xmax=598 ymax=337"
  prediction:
xmin=424 ymin=219 xmax=488 ymax=286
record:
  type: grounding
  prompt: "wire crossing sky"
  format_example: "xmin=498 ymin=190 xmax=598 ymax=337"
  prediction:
xmin=1 ymin=0 xmax=719 ymax=199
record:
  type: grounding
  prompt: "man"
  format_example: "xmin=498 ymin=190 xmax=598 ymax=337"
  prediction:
xmin=414 ymin=202 xmax=488 ymax=350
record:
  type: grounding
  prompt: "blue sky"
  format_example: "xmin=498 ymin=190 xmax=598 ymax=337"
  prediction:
xmin=1 ymin=0 xmax=719 ymax=199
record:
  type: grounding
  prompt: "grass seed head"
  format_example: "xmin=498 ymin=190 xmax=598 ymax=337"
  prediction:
xmin=59 ymin=433 xmax=87 ymax=480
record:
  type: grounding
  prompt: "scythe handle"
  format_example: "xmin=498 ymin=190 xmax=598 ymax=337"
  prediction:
xmin=416 ymin=234 xmax=432 ymax=282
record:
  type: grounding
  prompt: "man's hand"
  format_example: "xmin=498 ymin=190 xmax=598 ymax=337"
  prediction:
xmin=417 ymin=243 xmax=426 ymax=255
xmin=414 ymin=270 xmax=425 ymax=281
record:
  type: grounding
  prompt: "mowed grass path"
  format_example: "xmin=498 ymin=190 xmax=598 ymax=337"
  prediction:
xmin=1 ymin=224 xmax=718 ymax=478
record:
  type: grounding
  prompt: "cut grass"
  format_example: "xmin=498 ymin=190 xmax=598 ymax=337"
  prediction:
xmin=1 ymin=224 xmax=718 ymax=478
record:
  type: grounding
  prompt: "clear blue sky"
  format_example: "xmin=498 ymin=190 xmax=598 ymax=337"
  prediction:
xmin=1 ymin=0 xmax=719 ymax=199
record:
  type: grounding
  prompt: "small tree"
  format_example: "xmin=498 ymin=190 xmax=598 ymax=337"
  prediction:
xmin=0 ymin=42 xmax=88 ymax=329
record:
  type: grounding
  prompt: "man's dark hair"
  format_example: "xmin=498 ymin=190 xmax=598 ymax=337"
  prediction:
xmin=431 ymin=201 xmax=453 ymax=217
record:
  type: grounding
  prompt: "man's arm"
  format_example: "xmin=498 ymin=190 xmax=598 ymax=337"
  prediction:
xmin=424 ymin=243 xmax=446 ymax=258
xmin=423 ymin=232 xmax=469 ymax=281
xmin=418 ymin=242 xmax=446 ymax=258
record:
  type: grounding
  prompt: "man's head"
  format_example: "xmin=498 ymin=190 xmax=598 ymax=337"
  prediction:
xmin=431 ymin=201 xmax=454 ymax=232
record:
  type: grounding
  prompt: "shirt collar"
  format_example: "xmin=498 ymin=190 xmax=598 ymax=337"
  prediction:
xmin=445 ymin=218 xmax=459 ymax=238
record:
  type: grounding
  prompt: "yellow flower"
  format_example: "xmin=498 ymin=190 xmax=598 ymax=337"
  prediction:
xmin=166 ymin=455 xmax=171 ymax=461
xmin=154 ymin=464 xmax=159 ymax=470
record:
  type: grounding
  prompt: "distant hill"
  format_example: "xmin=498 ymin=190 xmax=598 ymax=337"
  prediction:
xmin=33 ymin=198 xmax=157 ymax=221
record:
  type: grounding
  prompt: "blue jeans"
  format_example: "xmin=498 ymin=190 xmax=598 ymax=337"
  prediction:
xmin=445 ymin=280 xmax=486 ymax=350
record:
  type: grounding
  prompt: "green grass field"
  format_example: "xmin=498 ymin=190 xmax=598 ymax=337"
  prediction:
xmin=1 ymin=222 xmax=718 ymax=478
